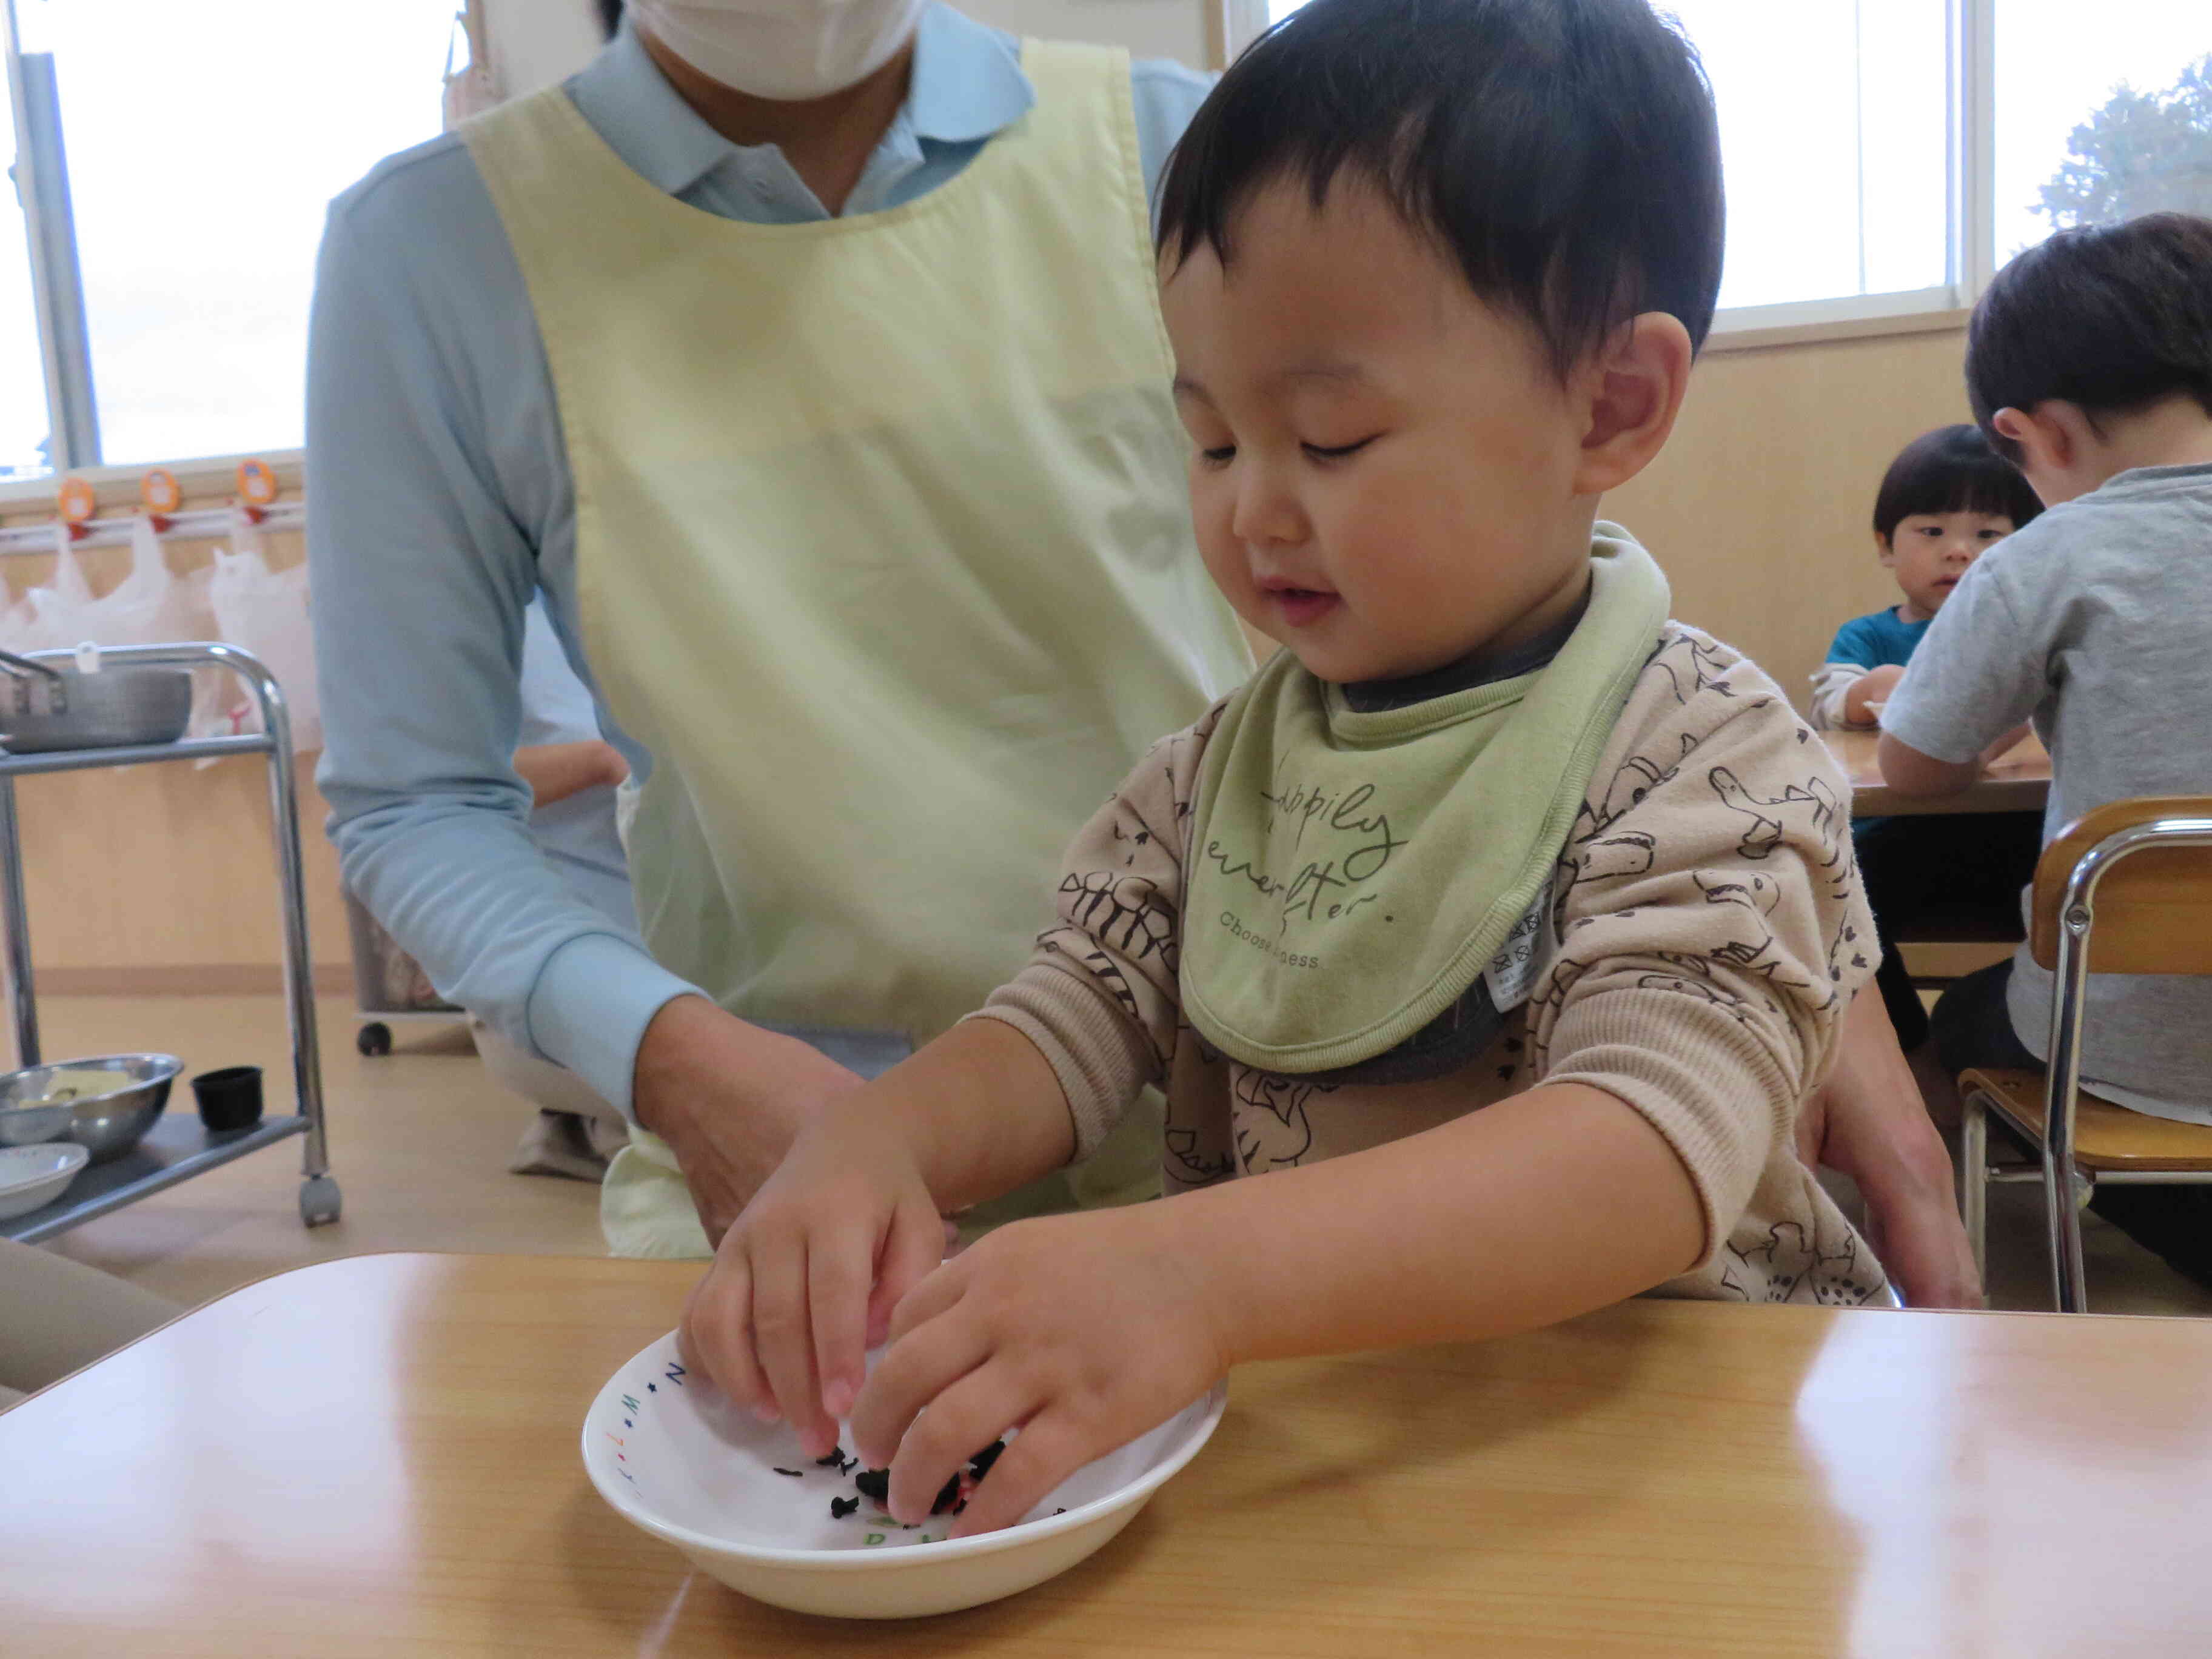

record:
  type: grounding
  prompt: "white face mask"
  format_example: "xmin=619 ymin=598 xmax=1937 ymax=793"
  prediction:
xmin=630 ymin=0 xmax=926 ymax=102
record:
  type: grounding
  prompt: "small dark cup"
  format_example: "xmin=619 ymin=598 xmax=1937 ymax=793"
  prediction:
xmin=191 ymin=1065 xmax=263 ymax=1132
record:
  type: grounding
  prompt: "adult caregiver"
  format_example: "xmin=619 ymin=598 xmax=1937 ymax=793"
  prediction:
xmin=305 ymin=0 xmax=1977 ymax=1303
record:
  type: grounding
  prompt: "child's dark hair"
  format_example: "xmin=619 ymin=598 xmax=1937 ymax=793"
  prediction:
xmin=1154 ymin=0 xmax=1724 ymax=381
xmin=1872 ymin=426 xmax=2043 ymax=546
xmin=1966 ymin=212 xmax=2212 ymax=463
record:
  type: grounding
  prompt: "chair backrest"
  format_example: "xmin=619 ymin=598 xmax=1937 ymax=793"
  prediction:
xmin=2028 ymin=796 xmax=2212 ymax=974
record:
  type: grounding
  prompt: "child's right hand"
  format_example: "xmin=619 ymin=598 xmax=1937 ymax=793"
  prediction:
xmin=678 ymin=1101 xmax=948 ymax=1460
xmin=1844 ymin=663 xmax=1905 ymax=726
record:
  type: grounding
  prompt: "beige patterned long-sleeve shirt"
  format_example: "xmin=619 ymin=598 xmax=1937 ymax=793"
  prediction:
xmin=971 ymin=625 xmax=1888 ymax=1305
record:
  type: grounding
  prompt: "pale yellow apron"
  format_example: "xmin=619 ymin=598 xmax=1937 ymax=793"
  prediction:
xmin=465 ymin=42 xmax=1252 ymax=1256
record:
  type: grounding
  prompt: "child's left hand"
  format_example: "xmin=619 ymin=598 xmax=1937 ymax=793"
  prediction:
xmin=847 ymin=1202 xmax=1231 ymax=1537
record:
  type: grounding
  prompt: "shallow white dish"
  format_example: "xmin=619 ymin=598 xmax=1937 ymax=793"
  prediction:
xmin=0 ymin=1141 xmax=90 ymax=1219
xmin=582 ymin=1330 xmax=1226 ymax=1619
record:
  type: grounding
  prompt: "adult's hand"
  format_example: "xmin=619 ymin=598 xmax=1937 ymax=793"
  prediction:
xmin=632 ymin=995 xmax=866 ymax=1247
xmin=1799 ymin=985 xmax=1984 ymax=1309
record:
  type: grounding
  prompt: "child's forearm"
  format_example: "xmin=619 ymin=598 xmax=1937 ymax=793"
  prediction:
xmin=1160 ymin=1082 xmax=1704 ymax=1367
xmin=860 ymin=1018 xmax=1079 ymax=1213
xmin=1840 ymin=664 xmax=1904 ymax=727
xmin=511 ymin=739 xmax=627 ymax=806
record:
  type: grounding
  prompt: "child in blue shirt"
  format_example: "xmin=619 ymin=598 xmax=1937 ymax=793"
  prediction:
xmin=1812 ymin=426 xmax=2043 ymax=1059
xmin=1809 ymin=426 xmax=2042 ymax=731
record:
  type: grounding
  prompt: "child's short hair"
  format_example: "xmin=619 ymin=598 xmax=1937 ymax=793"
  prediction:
xmin=1966 ymin=212 xmax=2212 ymax=463
xmin=1154 ymin=0 xmax=1724 ymax=380
xmin=1871 ymin=425 xmax=2043 ymax=545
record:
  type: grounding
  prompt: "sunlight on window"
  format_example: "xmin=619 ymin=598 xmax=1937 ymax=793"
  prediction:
xmin=13 ymin=0 xmax=456 ymax=466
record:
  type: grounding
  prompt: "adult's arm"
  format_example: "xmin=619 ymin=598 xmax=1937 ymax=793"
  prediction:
xmin=306 ymin=196 xmax=697 ymax=1118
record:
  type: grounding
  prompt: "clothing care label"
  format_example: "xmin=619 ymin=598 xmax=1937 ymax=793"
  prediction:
xmin=1481 ymin=878 xmax=1553 ymax=1013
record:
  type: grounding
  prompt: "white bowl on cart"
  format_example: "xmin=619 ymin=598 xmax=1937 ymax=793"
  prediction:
xmin=0 ymin=1141 xmax=90 ymax=1219
xmin=581 ymin=1329 xmax=1227 ymax=1620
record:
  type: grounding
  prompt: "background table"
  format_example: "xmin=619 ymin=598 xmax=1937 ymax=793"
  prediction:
xmin=7 ymin=1252 xmax=2212 ymax=1657
xmin=1824 ymin=726 xmax=2052 ymax=817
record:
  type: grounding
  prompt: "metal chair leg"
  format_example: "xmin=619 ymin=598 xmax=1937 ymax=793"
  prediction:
xmin=1960 ymin=1088 xmax=1988 ymax=1288
xmin=2051 ymin=1162 xmax=2091 ymax=1314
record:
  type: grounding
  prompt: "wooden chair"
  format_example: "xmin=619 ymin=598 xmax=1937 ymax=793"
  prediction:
xmin=1959 ymin=796 xmax=2212 ymax=1312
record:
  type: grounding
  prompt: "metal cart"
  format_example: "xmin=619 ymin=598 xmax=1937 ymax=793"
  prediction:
xmin=0 ymin=642 xmax=337 ymax=1242
xmin=343 ymin=887 xmax=463 ymax=1057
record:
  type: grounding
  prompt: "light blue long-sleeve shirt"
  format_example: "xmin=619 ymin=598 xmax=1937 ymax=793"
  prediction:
xmin=307 ymin=6 xmax=1212 ymax=1116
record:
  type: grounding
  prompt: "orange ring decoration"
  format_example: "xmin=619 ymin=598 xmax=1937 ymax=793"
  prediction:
xmin=236 ymin=457 xmax=280 ymax=507
xmin=55 ymin=475 xmax=98 ymax=525
xmin=141 ymin=468 xmax=183 ymax=516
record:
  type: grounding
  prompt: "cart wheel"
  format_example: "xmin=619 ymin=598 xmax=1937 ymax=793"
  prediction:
xmin=357 ymin=1022 xmax=392 ymax=1057
xmin=300 ymin=1174 xmax=343 ymax=1227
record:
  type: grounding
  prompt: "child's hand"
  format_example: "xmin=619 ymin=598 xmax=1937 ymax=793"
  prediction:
xmin=1844 ymin=663 xmax=1905 ymax=726
xmin=846 ymin=1204 xmax=1231 ymax=1537
xmin=679 ymin=1102 xmax=947 ymax=1459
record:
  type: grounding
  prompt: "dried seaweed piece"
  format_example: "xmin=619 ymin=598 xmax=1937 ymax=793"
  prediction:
xmin=830 ymin=1495 xmax=859 ymax=1519
xmin=967 ymin=1439 xmax=1007 ymax=1479
xmin=930 ymin=1472 xmax=963 ymax=1515
xmin=815 ymin=1448 xmax=847 ymax=1467
xmin=854 ymin=1467 xmax=891 ymax=1503
xmin=771 ymin=1467 xmax=804 ymax=1477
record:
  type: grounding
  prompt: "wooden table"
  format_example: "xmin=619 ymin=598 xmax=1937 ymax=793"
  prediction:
xmin=8 ymin=1253 xmax=2212 ymax=1657
xmin=1824 ymin=726 xmax=2052 ymax=817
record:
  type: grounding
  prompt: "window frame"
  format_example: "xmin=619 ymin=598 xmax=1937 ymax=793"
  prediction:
xmin=0 ymin=0 xmax=2037 ymax=481
xmin=1222 ymin=0 xmax=2003 ymax=347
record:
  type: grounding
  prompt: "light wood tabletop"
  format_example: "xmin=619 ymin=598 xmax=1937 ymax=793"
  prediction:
xmin=8 ymin=1252 xmax=2212 ymax=1658
xmin=1823 ymin=726 xmax=2053 ymax=817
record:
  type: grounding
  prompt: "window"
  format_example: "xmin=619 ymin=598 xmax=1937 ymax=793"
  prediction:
xmin=1993 ymin=1 xmax=2211 ymax=264
xmin=1668 ymin=2 xmax=1951 ymax=313
xmin=4 ymin=0 xmax=457 ymax=474
xmin=2 ymin=59 xmax=49 ymax=478
xmin=1239 ymin=0 xmax=1957 ymax=321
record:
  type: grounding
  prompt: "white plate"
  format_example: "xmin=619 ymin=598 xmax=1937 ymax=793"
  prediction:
xmin=0 ymin=1141 xmax=90 ymax=1219
xmin=582 ymin=1330 xmax=1227 ymax=1619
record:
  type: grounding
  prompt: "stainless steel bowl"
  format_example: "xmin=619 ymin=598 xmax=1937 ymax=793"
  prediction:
xmin=0 ymin=666 xmax=192 ymax=753
xmin=0 ymin=1054 xmax=183 ymax=1164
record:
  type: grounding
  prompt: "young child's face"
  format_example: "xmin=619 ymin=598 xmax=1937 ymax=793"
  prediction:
xmin=1879 ymin=510 xmax=2014 ymax=620
xmin=1161 ymin=175 xmax=1598 ymax=683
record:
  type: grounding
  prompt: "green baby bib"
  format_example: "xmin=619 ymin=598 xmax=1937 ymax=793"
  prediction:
xmin=1181 ymin=528 xmax=1671 ymax=1073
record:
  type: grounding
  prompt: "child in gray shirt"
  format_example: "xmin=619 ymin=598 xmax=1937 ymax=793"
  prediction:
xmin=1880 ymin=211 xmax=2212 ymax=1286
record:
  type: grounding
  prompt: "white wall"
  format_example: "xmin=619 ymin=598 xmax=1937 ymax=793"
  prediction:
xmin=479 ymin=0 xmax=1219 ymax=96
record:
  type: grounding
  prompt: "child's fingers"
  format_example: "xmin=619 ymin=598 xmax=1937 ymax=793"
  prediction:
xmin=848 ymin=1289 xmax=991 ymax=1474
xmin=679 ymin=1252 xmax=773 ymax=1419
xmin=883 ymin=1245 xmax=970 ymax=1346
xmin=948 ymin=1407 xmax=1084 ymax=1538
xmin=750 ymin=1232 xmax=833 ymax=1457
xmin=880 ymin=1361 xmax=1040 ymax=1528
xmin=865 ymin=1196 xmax=950 ymax=1350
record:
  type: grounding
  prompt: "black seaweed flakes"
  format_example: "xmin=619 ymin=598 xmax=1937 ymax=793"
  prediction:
xmin=853 ymin=1467 xmax=891 ymax=1503
xmin=771 ymin=1467 xmax=804 ymax=1477
xmin=930 ymin=1472 xmax=963 ymax=1515
xmin=830 ymin=1495 xmax=859 ymax=1519
xmin=967 ymin=1438 xmax=1007 ymax=1479
xmin=814 ymin=1447 xmax=847 ymax=1467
